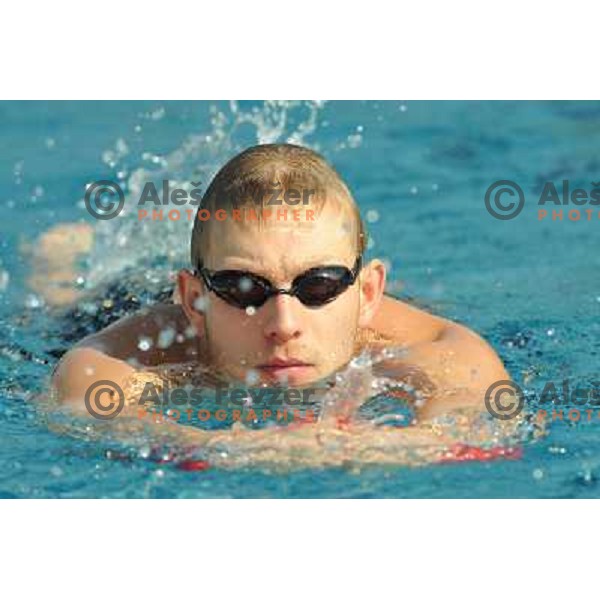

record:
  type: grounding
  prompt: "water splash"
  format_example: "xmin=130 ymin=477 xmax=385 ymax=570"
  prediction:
xmin=83 ymin=101 xmax=330 ymax=290
xmin=318 ymin=346 xmax=415 ymax=424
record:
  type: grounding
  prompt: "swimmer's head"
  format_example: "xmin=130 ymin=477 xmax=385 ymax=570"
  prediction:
xmin=190 ymin=143 xmax=367 ymax=263
xmin=179 ymin=143 xmax=386 ymax=386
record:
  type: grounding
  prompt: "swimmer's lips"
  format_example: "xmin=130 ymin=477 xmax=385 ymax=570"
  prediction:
xmin=257 ymin=358 xmax=315 ymax=380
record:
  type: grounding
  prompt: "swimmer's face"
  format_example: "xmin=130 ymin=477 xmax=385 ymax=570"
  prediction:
xmin=179 ymin=202 xmax=386 ymax=386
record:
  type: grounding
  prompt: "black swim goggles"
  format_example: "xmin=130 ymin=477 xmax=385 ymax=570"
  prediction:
xmin=193 ymin=255 xmax=363 ymax=309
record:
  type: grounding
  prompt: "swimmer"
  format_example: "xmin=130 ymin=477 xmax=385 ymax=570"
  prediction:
xmin=47 ymin=144 xmax=518 ymax=466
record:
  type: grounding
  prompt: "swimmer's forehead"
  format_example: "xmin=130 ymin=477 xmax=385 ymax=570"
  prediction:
xmin=206 ymin=210 xmax=357 ymax=277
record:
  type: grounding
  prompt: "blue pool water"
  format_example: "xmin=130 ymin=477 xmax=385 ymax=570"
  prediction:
xmin=1 ymin=100 xmax=599 ymax=497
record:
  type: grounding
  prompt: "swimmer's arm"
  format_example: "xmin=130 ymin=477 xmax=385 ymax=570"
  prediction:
xmin=192 ymin=416 xmax=515 ymax=468
xmin=47 ymin=371 xmax=496 ymax=468
xmin=51 ymin=346 xmax=136 ymax=410
xmin=370 ymin=297 xmax=509 ymax=420
xmin=46 ymin=380 xmax=462 ymax=467
xmin=375 ymin=321 xmax=510 ymax=421
xmin=149 ymin=420 xmax=464 ymax=468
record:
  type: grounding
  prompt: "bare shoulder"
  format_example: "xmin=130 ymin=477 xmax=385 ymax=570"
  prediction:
xmin=369 ymin=294 xmax=451 ymax=346
xmin=51 ymin=346 xmax=136 ymax=411
xmin=74 ymin=303 xmax=201 ymax=365
xmin=51 ymin=303 xmax=203 ymax=409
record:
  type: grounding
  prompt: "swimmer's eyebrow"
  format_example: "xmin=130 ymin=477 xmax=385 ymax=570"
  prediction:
xmin=217 ymin=255 xmax=352 ymax=274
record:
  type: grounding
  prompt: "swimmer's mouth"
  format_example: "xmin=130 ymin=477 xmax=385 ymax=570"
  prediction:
xmin=257 ymin=358 xmax=313 ymax=369
xmin=256 ymin=359 xmax=316 ymax=384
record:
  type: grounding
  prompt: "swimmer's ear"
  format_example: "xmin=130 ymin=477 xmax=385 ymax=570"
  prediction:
xmin=177 ymin=268 xmax=208 ymax=326
xmin=357 ymin=259 xmax=386 ymax=328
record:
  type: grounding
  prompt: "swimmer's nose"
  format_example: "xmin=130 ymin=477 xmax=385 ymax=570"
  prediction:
xmin=262 ymin=293 xmax=302 ymax=343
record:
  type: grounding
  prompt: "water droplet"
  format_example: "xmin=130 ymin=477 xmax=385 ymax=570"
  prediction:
xmin=115 ymin=137 xmax=129 ymax=155
xmin=547 ymin=328 xmax=555 ymax=337
xmin=193 ymin=296 xmax=209 ymax=312
xmin=350 ymin=351 xmax=373 ymax=369
xmin=245 ymin=306 xmax=256 ymax=316
xmin=533 ymin=468 xmax=544 ymax=480
xmin=347 ymin=132 xmax=363 ymax=148
xmin=0 ymin=270 xmax=9 ymax=292
xmin=399 ymin=104 xmax=408 ymax=112
xmin=432 ymin=183 xmax=439 ymax=192
xmin=150 ymin=107 xmax=165 ymax=121
xmin=238 ymin=277 xmax=253 ymax=292
xmin=13 ymin=160 xmax=24 ymax=184
xmin=138 ymin=336 xmax=153 ymax=351
xmin=25 ymin=294 xmax=44 ymax=309
xmin=380 ymin=346 xmax=407 ymax=361
xmin=366 ymin=209 xmax=379 ymax=223
xmin=157 ymin=327 xmax=176 ymax=349
xmin=410 ymin=185 xmax=419 ymax=195
xmin=245 ymin=369 xmax=260 ymax=385
xmin=102 ymin=150 xmax=117 ymax=168
xmin=50 ymin=466 xmax=63 ymax=477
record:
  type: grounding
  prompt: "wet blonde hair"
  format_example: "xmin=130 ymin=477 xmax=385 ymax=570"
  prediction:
xmin=190 ymin=143 xmax=366 ymax=266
